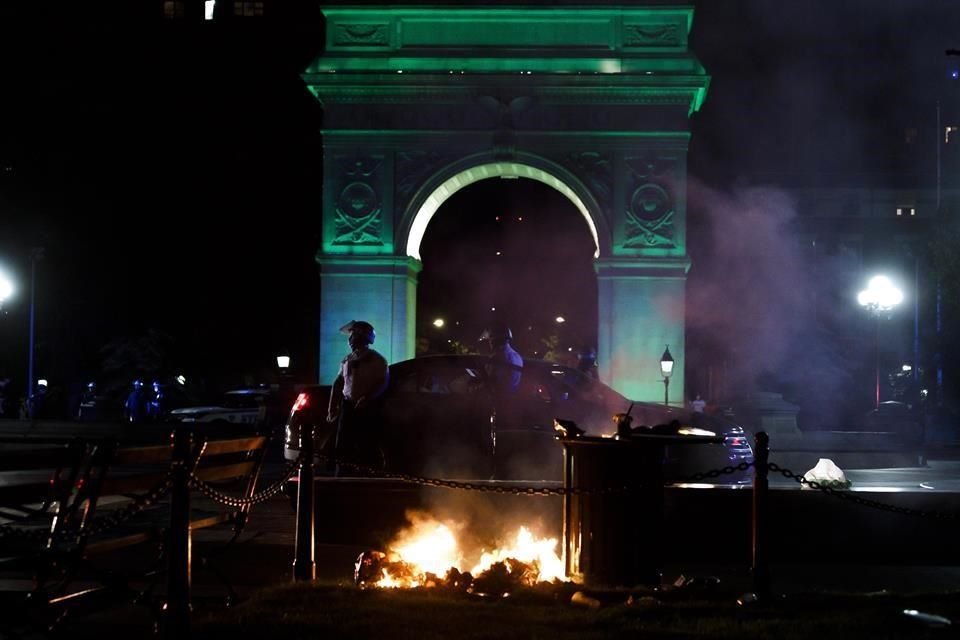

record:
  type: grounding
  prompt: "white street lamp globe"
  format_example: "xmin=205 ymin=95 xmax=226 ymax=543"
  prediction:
xmin=0 ymin=269 xmax=13 ymax=305
xmin=858 ymin=274 xmax=903 ymax=312
xmin=659 ymin=346 xmax=675 ymax=379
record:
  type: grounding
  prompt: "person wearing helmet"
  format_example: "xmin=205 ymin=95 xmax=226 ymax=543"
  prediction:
xmin=328 ymin=320 xmax=389 ymax=473
xmin=479 ymin=323 xmax=523 ymax=396
xmin=576 ymin=345 xmax=599 ymax=382
xmin=123 ymin=379 xmax=146 ymax=424
xmin=479 ymin=323 xmax=524 ymax=477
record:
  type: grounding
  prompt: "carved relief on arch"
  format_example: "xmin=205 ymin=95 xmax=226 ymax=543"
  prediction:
xmin=333 ymin=23 xmax=390 ymax=47
xmin=623 ymin=23 xmax=682 ymax=47
xmin=623 ymin=155 xmax=678 ymax=249
xmin=396 ymin=150 xmax=457 ymax=207
xmin=560 ymin=151 xmax=613 ymax=210
xmin=333 ymin=156 xmax=385 ymax=246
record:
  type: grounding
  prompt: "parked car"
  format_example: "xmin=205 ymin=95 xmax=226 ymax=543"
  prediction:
xmin=168 ymin=388 xmax=278 ymax=433
xmin=284 ymin=355 xmax=754 ymax=483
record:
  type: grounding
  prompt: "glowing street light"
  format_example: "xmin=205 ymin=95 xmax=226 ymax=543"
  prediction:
xmin=857 ymin=275 xmax=903 ymax=311
xmin=555 ymin=316 xmax=566 ymax=324
xmin=432 ymin=318 xmax=445 ymax=328
xmin=858 ymin=275 xmax=903 ymax=409
xmin=0 ymin=268 xmax=13 ymax=309
xmin=276 ymin=352 xmax=291 ymax=370
xmin=659 ymin=345 xmax=674 ymax=406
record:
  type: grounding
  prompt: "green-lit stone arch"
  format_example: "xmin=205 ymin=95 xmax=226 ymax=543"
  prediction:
xmin=306 ymin=2 xmax=710 ymax=404
xmin=401 ymin=156 xmax=606 ymax=262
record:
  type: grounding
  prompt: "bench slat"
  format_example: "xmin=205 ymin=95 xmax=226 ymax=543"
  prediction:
xmin=201 ymin=436 xmax=267 ymax=457
xmin=98 ymin=472 xmax=170 ymax=496
xmin=110 ymin=444 xmax=172 ymax=466
xmin=195 ymin=461 xmax=257 ymax=483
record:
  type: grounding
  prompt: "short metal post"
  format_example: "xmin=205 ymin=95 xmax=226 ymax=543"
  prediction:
xmin=293 ymin=423 xmax=316 ymax=581
xmin=163 ymin=428 xmax=193 ymax=638
xmin=751 ymin=431 xmax=770 ymax=599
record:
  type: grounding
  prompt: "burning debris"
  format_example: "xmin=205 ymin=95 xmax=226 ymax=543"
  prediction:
xmin=353 ymin=514 xmax=566 ymax=595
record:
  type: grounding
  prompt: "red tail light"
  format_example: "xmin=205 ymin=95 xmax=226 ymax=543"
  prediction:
xmin=726 ymin=436 xmax=746 ymax=447
xmin=292 ymin=392 xmax=309 ymax=412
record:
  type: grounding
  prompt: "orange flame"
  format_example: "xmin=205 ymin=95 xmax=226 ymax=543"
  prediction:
xmin=373 ymin=514 xmax=564 ymax=588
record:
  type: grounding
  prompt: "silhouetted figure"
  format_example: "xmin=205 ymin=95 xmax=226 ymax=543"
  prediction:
xmin=0 ymin=375 xmax=11 ymax=418
xmin=480 ymin=323 xmax=523 ymax=396
xmin=576 ymin=345 xmax=599 ymax=381
xmin=146 ymin=380 xmax=166 ymax=422
xmin=328 ymin=320 xmax=389 ymax=474
xmin=28 ymin=381 xmax=48 ymax=420
xmin=123 ymin=380 xmax=147 ymax=424
xmin=691 ymin=393 xmax=706 ymax=414
xmin=480 ymin=323 xmax=524 ymax=478
xmin=77 ymin=381 xmax=98 ymax=421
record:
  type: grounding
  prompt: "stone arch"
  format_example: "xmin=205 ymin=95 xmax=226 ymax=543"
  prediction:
xmin=307 ymin=3 xmax=708 ymax=404
xmin=399 ymin=154 xmax=608 ymax=261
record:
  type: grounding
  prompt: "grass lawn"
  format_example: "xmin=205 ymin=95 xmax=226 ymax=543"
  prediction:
xmin=195 ymin=582 xmax=960 ymax=639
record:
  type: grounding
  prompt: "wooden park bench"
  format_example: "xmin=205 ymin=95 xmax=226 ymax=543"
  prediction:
xmin=0 ymin=428 xmax=276 ymax=637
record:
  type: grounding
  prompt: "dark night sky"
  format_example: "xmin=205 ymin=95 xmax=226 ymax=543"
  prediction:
xmin=1 ymin=1 xmax=958 ymax=400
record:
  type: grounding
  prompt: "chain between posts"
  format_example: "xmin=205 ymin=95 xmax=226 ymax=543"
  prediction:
xmin=0 ymin=472 xmax=175 ymax=543
xmin=321 ymin=457 xmax=754 ymax=496
xmin=188 ymin=451 xmax=305 ymax=508
xmin=674 ymin=461 xmax=754 ymax=483
xmin=768 ymin=461 xmax=960 ymax=521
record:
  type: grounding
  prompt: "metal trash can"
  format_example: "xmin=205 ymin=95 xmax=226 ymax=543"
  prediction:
xmin=561 ymin=434 xmax=720 ymax=587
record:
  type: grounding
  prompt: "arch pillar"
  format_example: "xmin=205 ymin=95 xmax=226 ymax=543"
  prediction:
xmin=596 ymin=258 xmax=690 ymax=404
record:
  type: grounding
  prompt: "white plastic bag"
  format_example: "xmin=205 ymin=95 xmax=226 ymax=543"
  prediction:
xmin=802 ymin=458 xmax=851 ymax=490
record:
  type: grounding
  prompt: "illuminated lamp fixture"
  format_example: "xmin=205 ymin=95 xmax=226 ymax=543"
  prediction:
xmin=659 ymin=345 xmax=674 ymax=406
xmin=0 ymin=268 xmax=13 ymax=309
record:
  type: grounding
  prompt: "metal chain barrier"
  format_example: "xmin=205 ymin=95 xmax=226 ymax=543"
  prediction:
xmin=0 ymin=472 xmax=175 ymax=544
xmin=318 ymin=456 xmax=757 ymax=496
xmin=0 ymin=520 xmax=52 ymax=542
xmin=768 ymin=461 xmax=960 ymax=521
xmin=321 ymin=458 xmax=584 ymax=495
xmin=673 ymin=460 xmax=754 ymax=484
xmin=189 ymin=451 xmax=305 ymax=508
xmin=81 ymin=473 xmax=175 ymax=538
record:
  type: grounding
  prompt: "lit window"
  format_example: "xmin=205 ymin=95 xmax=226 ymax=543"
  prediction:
xmin=946 ymin=126 xmax=959 ymax=144
xmin=163 ymin=0 xmax=185 ymax=18
xmin=205 ymin=0 xmax=215 ymax=21
xmin=234 ymin=1 xmax=264 ymax=17
xmin=896 ymin=207 xmax=916 ymax=217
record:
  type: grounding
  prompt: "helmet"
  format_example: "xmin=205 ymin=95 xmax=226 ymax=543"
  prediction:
xmin=340 ymin=320 xmax=376 ymax=345
xmin=479 ymin=323 xmax=513 ymax=345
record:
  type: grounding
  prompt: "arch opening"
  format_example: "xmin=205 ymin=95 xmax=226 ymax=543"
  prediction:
xmin=416 ymin=177 xmax=598 ymax=362
xmin=406 ymin=162 xmax=602 ymax=261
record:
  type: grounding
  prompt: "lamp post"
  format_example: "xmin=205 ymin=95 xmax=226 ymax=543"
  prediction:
xmin=26 ymin=249 xmax=43 ymax=409
xmin=276 ymin=352 xmax=291 ymax=371
xmin=659 ymin=345 xmax=674 ymax=406
xmin=857 ymin=275 xmax=903 ymax=410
